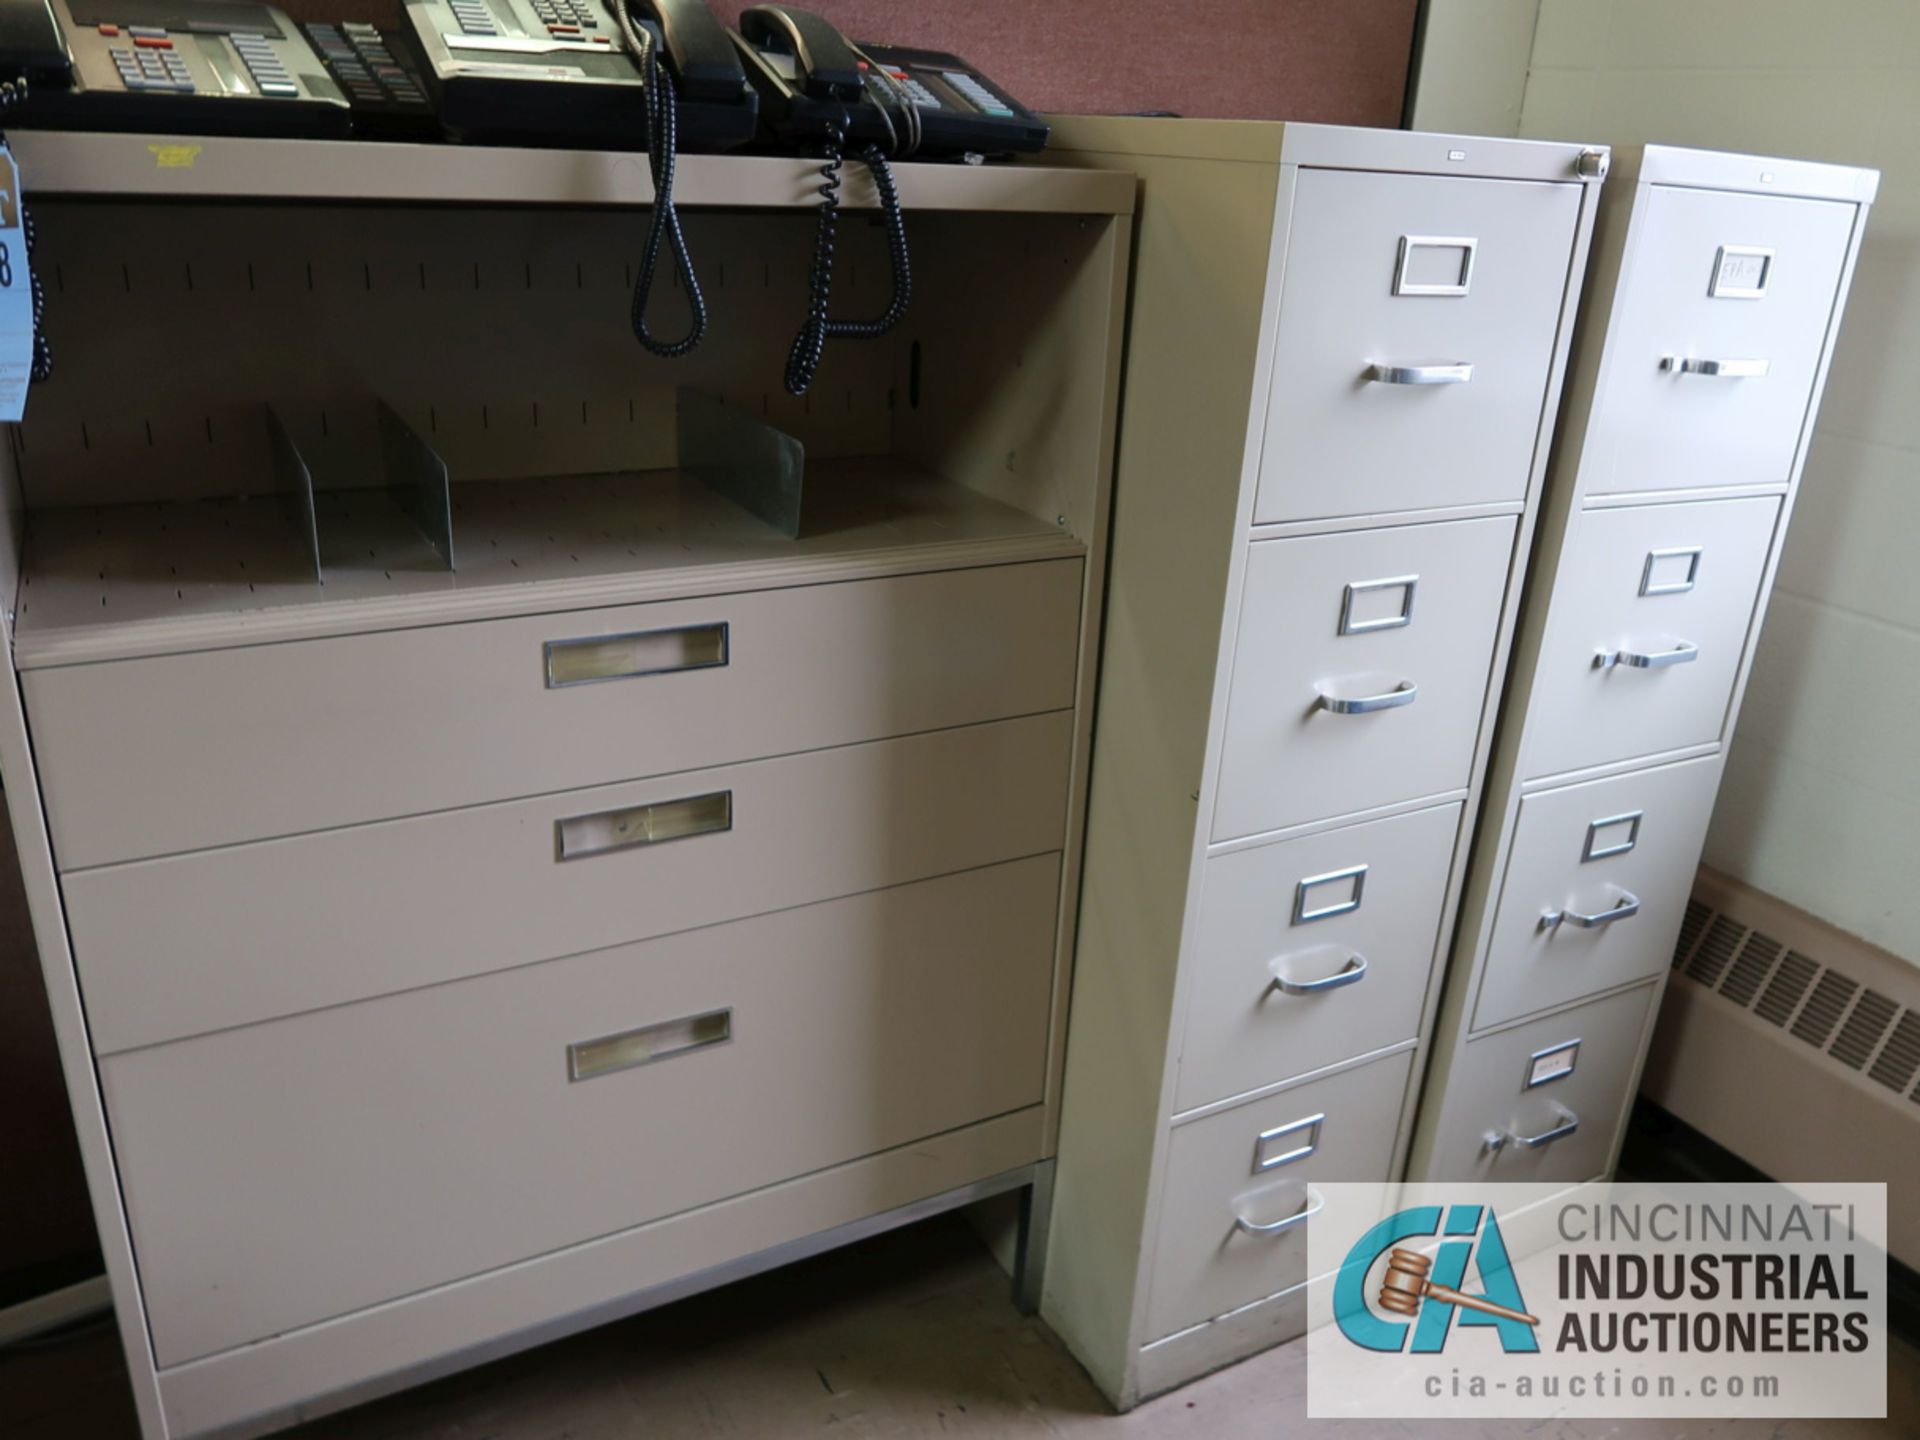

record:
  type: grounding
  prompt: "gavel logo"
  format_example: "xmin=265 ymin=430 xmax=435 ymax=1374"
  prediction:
xmin=1379 ymin=1247 xmax=1539 ymax=1326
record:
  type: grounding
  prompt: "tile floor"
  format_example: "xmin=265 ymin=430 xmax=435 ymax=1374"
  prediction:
xmin=2 ymin=1215 xmax=1914 ymax=1439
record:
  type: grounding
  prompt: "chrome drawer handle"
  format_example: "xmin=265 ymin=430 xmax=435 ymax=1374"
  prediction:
xmin=1269 ymin=950 xmax=1369 ymax=996
xmin=1232 ymin=1185 xmax=1325 ymax=1236
xmin=1484 ymin=1104 xmax=1579 ymax=1154
xmin=556 ymin=790 xmax=732 ymax=860
xmin=1366 ymin=361 xmax=1473 ymax=386
xmin=1595 ymin=639 xmax=1698 ymax=671
xmin=1660 ymin=355 xmax=1769 ymax=378
xmin=1540 ymin=889 xmax=1641 ymax=931
xmin=545 ymin=622 xmax=729 ymax=688
xmin=1315 ymin=680 xmax=1417 ymax=715
xmin=570 ymin=1007 xmax=731 ymax=1081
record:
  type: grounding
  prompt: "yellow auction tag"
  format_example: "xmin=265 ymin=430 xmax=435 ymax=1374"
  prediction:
xmin=148 ymin=144 xmax=204 ymax=170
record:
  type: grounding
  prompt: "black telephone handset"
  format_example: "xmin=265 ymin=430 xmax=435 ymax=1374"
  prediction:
xmin=739 ymin=4 xmax=859 ymax=102
xmin=0 ymin=0 xmax=73 ymax=89
xmin=734 ymin=5 xmax=912 ymax=397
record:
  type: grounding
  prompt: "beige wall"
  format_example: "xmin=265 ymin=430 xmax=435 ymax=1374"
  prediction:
xmin=1420 ymin=1 xmax=1919 ymax=963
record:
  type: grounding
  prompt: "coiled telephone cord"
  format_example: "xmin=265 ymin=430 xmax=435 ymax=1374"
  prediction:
xmin=782 ymin=114 xmax=910 ymax=397
xmin=614 ymin=4 xmax=707 ymax=358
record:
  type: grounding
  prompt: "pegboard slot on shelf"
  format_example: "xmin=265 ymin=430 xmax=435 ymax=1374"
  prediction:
xmin=14 ymin=458 xmax=1082 ymax=668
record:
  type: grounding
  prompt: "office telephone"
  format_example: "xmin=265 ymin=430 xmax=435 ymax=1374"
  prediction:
xmin=399 ymin=0 xmax=753 ymax=151
xmin=732 ymin=6 xmax=1045 ymax=396
xmin=12 ymin=0 xmax=351 ymax=136
xmin=301 ymin=21 xmax=435 ymax=139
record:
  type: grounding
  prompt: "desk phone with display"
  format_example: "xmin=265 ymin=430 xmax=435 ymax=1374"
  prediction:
xmin=400 ymin=0 xmax=756 ymax=148
xmin=20 ymin=0 xmax=350 ymax=136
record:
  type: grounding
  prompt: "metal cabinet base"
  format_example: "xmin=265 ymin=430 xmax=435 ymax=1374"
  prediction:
xmin=1409 ymin=146 xmax=1878 ymax=1188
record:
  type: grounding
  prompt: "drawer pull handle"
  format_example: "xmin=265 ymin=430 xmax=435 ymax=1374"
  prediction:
xmin=1540 ymin=889 xmax=1641 ymax=932
xmin=1232 ymin=1184 xmax=1325 ymax=1236
xmin=557 ymin=790 xmax=732 ymax=860
xmin=1484 ymin=1104 xmax=1579 ymax=1154
xmin=1595 ymin=640 xmax=1698 ymax=671
xmin=1365 ymin=361 xmax=1473 ymax=386
xmin=545 ymin=622 xmax=729 ymax=687
xmin=1316 ymin=680 xmax=1418 ymax=715
xmin=569 ymin=1007 xmax=732 ymax=1081
xmin=1269 ymin=949 xmax=1369 ymax=996
xmin=1660 ymin=355 xmax=1769 ymax=379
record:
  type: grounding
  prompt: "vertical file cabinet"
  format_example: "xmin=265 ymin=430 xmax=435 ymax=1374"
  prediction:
xmin=1408 ymin=147 xmax=1877 ymax=1187
xmin=0 ymin=132 xmax=1133 ymax=1440
xmin=1039 ymin=120 xmax=1604 ymax=1405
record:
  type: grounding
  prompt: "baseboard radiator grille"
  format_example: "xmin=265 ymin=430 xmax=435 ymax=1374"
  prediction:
xmin=1670 ymin=899 xmax=1920 ymax=1100
xmin=1641 ymin=868 xmax=1920 ymax=1269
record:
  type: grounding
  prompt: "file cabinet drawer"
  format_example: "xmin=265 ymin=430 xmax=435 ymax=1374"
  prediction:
xmin=1428 ymin=983 xmax=1656 ymax=1185
xmin=25 ymin=559 xmax=1084 ymax=870
xmin=1146 ymin=1049 xmax=1413 ymax=1342
xmin=101 ymin=856 xmax=1060 ymax=1367
xmin=1524 ymin=497 xmax=1780 ymax=779
xmin=1177 ymin=802 xmax=1462 ymax=1111
xmin=1256 ymin=168 xmax=1581 ymax=523
xmin=66 ymin=711 xmax=1072 ymax=1054
xmin=1474 ymin=755 xmax=1720 ymax=1031
xmin=1214 ymin=517 xmax=1516 ymax=841
xmin=1586 ymin=186 xmax=1856 ymax=497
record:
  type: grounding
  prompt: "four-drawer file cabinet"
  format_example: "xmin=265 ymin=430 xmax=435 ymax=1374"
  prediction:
xmin=0 ymin=133 xmax=1134 ymax=1440
xmin=1408 ymin=147 xmax=1877 ymax=1187
xmin=1039 ymin=120 xmax=1604 ymax=1405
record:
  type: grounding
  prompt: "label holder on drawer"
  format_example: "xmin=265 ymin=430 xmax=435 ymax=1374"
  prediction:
xmin=1524 ymin=1039 xmax=1580 ymax=1089
xmin=1640 ymin=547 xmax=1703 ymax=597
xmin=1394 ymin=235 xmax=1477 ymax=297
xmin=1339 ymin=575 xmax=1419 ymax=635
xmin=1253 ymin=1112 xmax=1324 ymax=1172
xmin=1709 ymin=244 xmax=1774 ymax=300
xmin=1293 ymin=864 xmax=1367 ymax=924
xmin=1581 ymin=810 xmax=1643 ymax=862
xmin=545 ymin=622 xmax=730 ymax=688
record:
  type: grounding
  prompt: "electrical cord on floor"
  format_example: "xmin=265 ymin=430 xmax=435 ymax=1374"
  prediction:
xmin=782 ymin=113 xmax=911 ymax=397
xmin=614 ymin=2 xmax=706 ymax=358
xmin=0 ymin=76 xmax=53 ymax=384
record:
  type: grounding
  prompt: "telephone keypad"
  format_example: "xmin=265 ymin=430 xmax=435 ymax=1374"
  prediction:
xmin=448 ymin=0 xmax=498 ymax=36
xmin=940 ymin=69 xmax=1013 ymax=117
xmin=530 ymin=0 xmax=598 ymax=34
xmin=880 ymin=68 xmax=941 ymax=109
xmin=108 ymin=29 xmax=193 ymax=92
xmin=307 ymin=23 xmax=429 ymax=110
xmin=231 ymin=32 xmax=297 ymax=97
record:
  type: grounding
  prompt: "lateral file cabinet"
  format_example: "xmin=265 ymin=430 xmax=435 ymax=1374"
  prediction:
xmin=1408 ymin=147 xmax=1877 ymax=1188
xmin=1039 ymin=120 xmax=1604 ymax=1406
xmin=0 ymin=133 xmax=1133 ymax=1440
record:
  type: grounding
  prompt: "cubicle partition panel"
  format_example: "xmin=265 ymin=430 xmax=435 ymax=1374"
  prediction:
xmin=0 ymin=130 xmax=1131 ymax=1440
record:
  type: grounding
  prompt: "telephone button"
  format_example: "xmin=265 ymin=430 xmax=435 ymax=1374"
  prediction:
xmin=96 ymin=23 xmax=118 ymax=35
xmin=133 ymin=35 xmax=173 ymax=48
xmin=127 ymin=26 xmax=167 ymax=37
